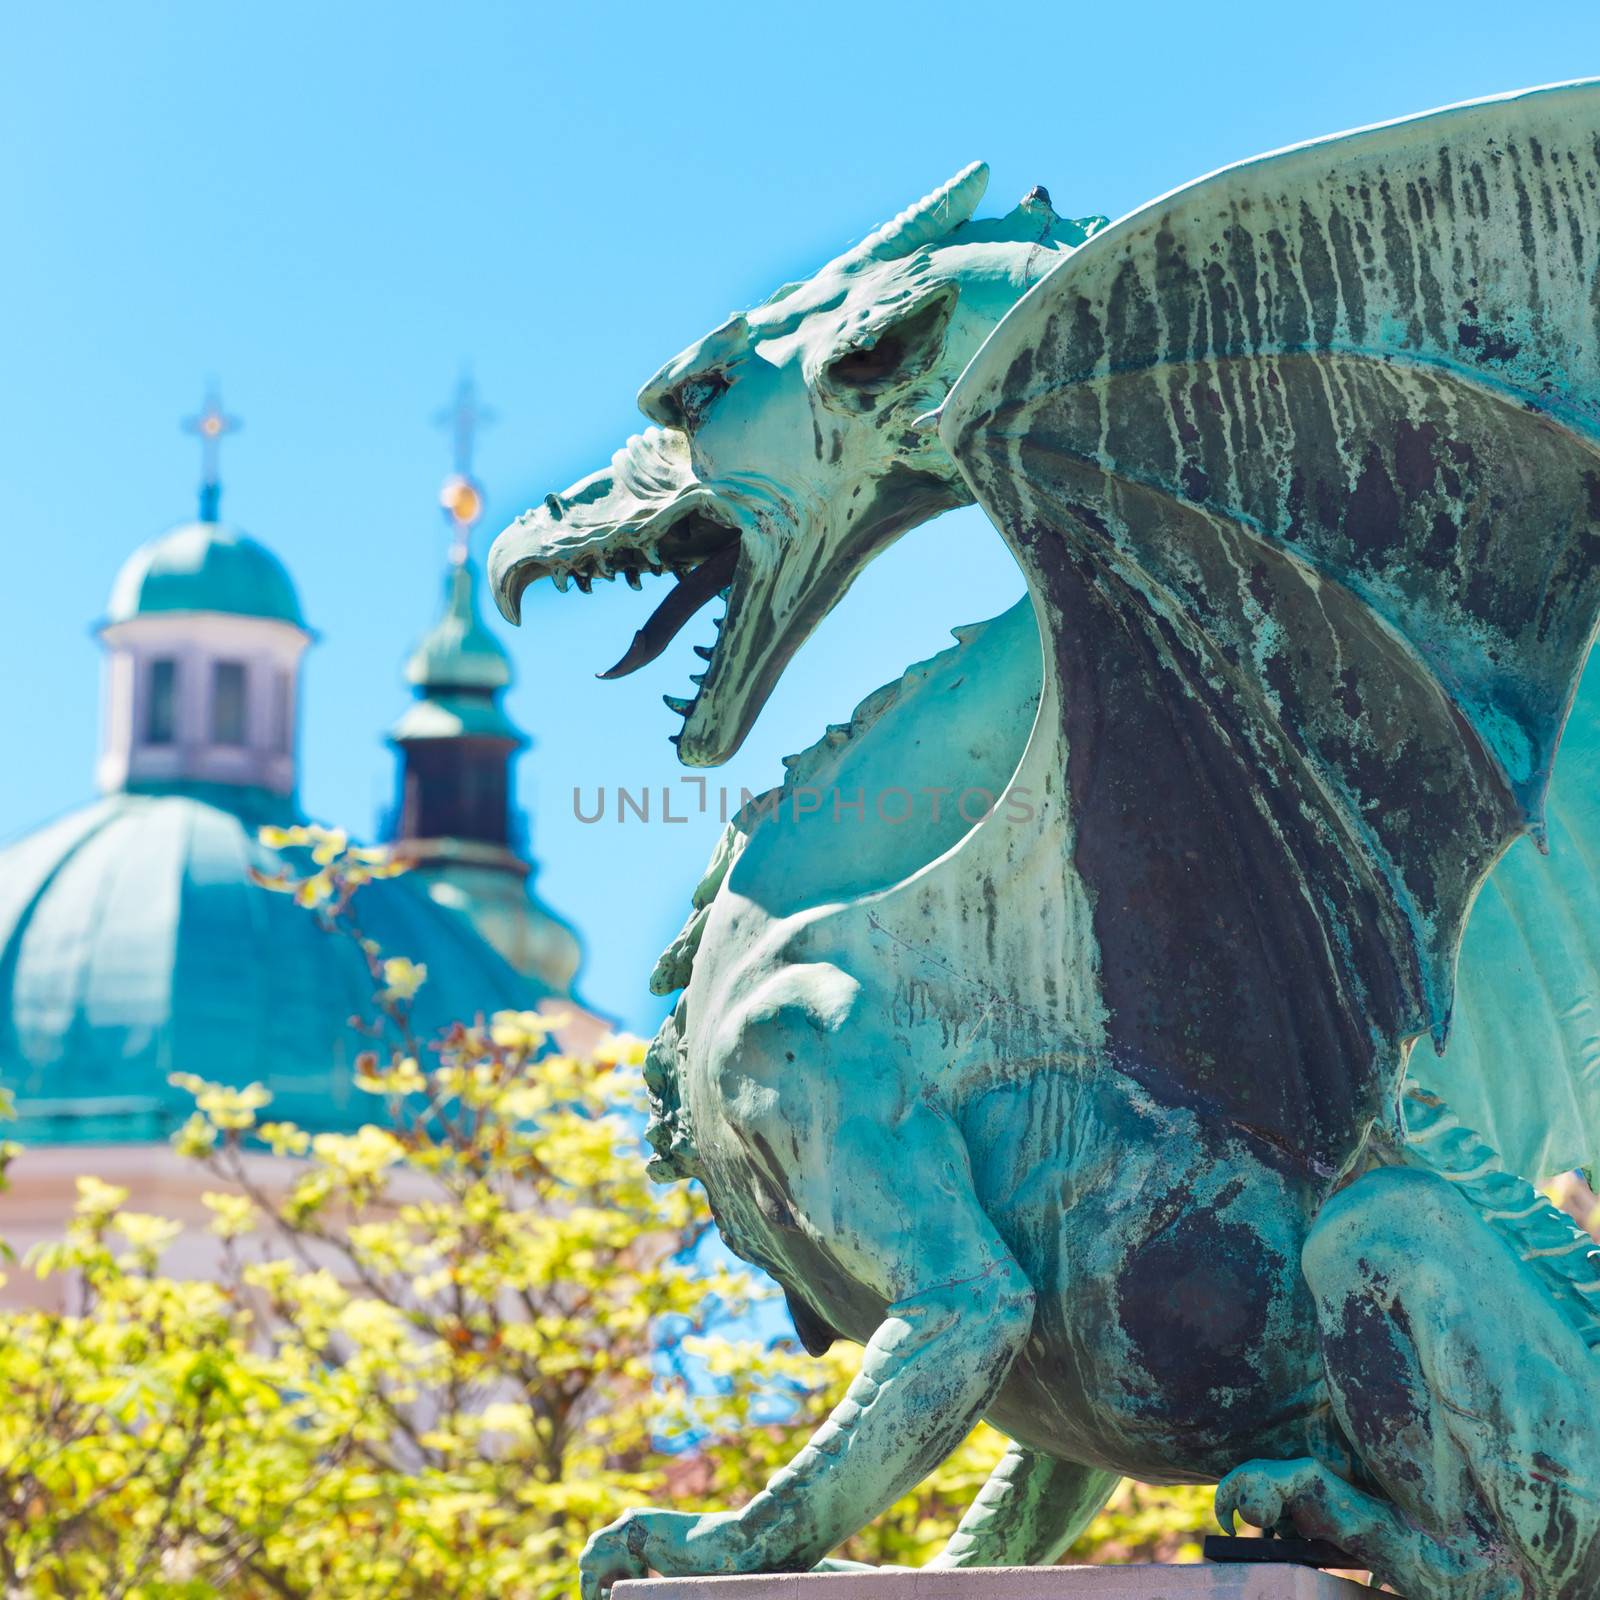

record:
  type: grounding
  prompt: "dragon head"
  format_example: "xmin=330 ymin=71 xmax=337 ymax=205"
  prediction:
xmin=490 ymin=164 xmax=1102 ymax=765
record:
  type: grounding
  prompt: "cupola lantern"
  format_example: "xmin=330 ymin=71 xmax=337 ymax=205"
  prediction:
xmin=95 ymin=389 xmax=312 ymax=818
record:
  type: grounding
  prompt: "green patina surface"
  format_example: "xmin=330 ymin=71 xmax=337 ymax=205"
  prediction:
xmin=494 ymin=83 xmax=1600 ymax=1599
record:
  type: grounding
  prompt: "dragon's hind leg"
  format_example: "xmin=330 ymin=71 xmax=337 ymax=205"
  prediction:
xmin=928 ymin=1445 xmax=1118 ymax=1568
xmin=579 ymin=975 xmax=1043 ymax=1596
xmin=817 ymin=1446 xmax=1118 ymax=1574
xmin=1216 ymin=1456 xmax=1518 ymax=1597
xmin=1218 ymin=1166 xmax=1600 ymax=1599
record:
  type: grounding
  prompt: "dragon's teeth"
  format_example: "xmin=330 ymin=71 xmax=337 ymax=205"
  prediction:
xmin=574 ymin=572 xmax=593 ymax=594
xmin=663 ymin=694 xmax=694 ymax=715
xmin=624 ymin=568 xmax=643 ymax=589
xmin=552 ymin=571 xmax=571 ymax=594
xmin=689 ymin=673 xmax=705 ymax=687
xmin=693 ymin=645 xmax=713 ymax=661
xmin=717 ymin=586 xmax=731 ymax=600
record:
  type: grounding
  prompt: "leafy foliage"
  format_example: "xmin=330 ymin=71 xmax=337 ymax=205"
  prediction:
xmin=0 ymin=829 xmax=1206 ymax=1595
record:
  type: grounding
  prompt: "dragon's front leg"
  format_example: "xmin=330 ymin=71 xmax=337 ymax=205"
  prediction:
xmin=580 ymin=1007 xmax=1037 ymax=1597
xmin=579 ymin=1265 xmax=1035 ymax=1598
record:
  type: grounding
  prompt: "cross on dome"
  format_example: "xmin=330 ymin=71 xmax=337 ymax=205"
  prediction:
xmin=182 ymin=383 xmax=242 ymax=523
xmin=183 ymin=382 xmax=241 ymax=521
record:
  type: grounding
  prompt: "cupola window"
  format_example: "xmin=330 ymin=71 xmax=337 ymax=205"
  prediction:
xmin=211 ymin=661 xmax=248 ymax=745
xmin=146 ymin=659 xmax=177 ymax=745
xmin=271 ymin=669 xmax=293 ymax=754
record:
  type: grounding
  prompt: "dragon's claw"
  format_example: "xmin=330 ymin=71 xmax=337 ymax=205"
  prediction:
xmin=1215 ymin=1458 xmax=1327 ymax=1542
xmin=579 ymin=1509 xmax=744 ymax=1600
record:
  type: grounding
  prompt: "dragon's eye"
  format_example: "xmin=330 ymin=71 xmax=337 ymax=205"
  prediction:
xmin=824 ymin=335 xmax=912 ymax=393
xmin=818 ymin=288 xmax=958 ymax=411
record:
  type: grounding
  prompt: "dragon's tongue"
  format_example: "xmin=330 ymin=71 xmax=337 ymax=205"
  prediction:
xmin=598 ymin=543 xmax=739 ymax=680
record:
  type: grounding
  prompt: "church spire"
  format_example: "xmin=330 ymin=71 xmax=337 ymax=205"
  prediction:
xmin=390 ymin=375 xmax=524 ymax=847
xmin=181 ymin=383 xmax=241 ymax=524
xmin=406 ymin=373 xmax=514 ymax=700
xmin=384 ymin=378 xmax=581 ymax=993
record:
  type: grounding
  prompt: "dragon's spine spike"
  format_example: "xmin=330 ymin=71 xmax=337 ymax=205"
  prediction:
xmin=641 ymin=1004 xmax=697 ymax=1181
xmin=1403 ymin=1086 xmax=1600 ymax=1348
xmin=651 ymin=617 xmax=1008 ymax=987
xmin=649 ymin=822 xmax=750 ymax=997
xmin=775 ymin=618 xmax=996 ymax=796
xmin=653 ymin=623 xmax=1010 ymax=991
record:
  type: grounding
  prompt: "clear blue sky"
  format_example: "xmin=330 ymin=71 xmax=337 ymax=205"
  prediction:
xmin=5 ymin=3 xmax=1599 ymax=1033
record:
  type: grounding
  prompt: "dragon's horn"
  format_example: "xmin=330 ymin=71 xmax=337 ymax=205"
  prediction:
xmin=836 ymin=161 xmax=990 ymax=268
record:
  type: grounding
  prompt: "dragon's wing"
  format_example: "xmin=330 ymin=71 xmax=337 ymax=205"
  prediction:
xmin=1411 ymin=651 xmax=1600 ymax=1180
xmin=942 ymin=81 xmax=1600 ymax=1175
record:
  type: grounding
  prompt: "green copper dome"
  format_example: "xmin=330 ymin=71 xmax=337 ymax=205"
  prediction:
xmin=0 ymin=793 xmax=555 ymax=1144
xmin=404 ymin=559 xmax=512 ymax=692
xmin=106 ymin=522 xmax=307 ymax=628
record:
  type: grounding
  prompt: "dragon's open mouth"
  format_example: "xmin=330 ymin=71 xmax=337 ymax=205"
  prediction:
xmin=590 ymin=515 xmax=741 ymax=681
xmin=496 ymin=501 xmax=741 ymax=682
xmin=488 ymin=428 xmax=759 ymax=759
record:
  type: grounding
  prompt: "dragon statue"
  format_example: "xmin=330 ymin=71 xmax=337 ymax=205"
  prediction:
xmin=492 ymin=82 xmax=1600 ymax=1599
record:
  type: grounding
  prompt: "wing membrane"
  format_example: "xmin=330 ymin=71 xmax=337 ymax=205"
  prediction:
xmin=944 ymin=81 xmax=1600 ymax=1170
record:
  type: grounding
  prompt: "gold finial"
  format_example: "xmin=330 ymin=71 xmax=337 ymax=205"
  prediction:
xmin=434 ymin=371 xmax=496 ymax=563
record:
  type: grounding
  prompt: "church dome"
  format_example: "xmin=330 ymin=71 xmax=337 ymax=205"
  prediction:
xmin=106 ymin=522 xmax=306 ymax=628
xmin=0 ymin=792 xmax=557 ymax=1144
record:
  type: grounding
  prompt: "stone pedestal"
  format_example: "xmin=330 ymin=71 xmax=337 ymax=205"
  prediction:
xmin=616 ymin=1566 xmax=1370 ymax=1600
